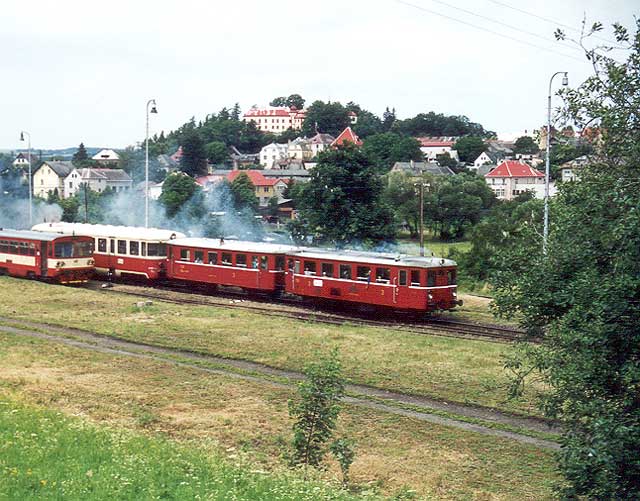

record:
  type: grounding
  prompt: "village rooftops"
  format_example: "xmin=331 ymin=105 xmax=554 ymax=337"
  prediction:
xmin=34 ymin=161 xmax=74 ymax=177
xmin=484 ymin=160 xmax=544 ymax=178
xmin=331 ymin=127 xmax=362 ymax=147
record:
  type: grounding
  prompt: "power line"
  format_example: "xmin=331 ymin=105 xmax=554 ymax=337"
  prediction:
xmin=394 ymin=0 xmax=585 ymax=62
xmin=485 ymin=0 xmax=619 ymax=45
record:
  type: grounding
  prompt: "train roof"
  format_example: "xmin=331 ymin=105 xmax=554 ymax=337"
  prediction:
xmin=287 ymin=248 xmax=457 ymax=268
xmin=169 ymin=237 xmax=299 ymax=254
xmin=31 ymin=222 xmax=185 ymax=241
xmin=0 ymin=228 xmax=87 ymax=242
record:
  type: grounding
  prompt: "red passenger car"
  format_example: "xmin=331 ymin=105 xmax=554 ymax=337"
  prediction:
xmin=167 ymin=238 xmax=296 ymax=293
xmin=32 ymin=223 xmax=185 ymax=280
xmin=284 ymin=248 xmax=460 ymax=313
xmin=0 ymin=229 xmax=94 ymax=284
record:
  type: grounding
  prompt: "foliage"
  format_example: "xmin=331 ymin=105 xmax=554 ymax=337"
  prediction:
xmin=435 ymin=152 xmax=458 ymax=169
xmin=329 ymin=438 xmax=356 ymax=486
xmin=58 ymin=196 xmax=79 ymax=222
xmin=205 ymin=141 xmax=229 ymax=164
xmin=453 ymin=136 xmax=487 ymax=164
xmin=159 ymin=173 xmax=201 ymax=218
xmin=229 ymin=173 xmax=258 ymax=212
xmin=513 ymin=136 xmax=539 ymax=154
xmin=382 ymin=172 xmax=421 ymax=237
xmin=345 ymin=102 xmax=383 ymax=138
xmin=180 ymin=131 xmax=208 ymax=177
xmin=492 ymin=20 xmax=640 ymax=499
xmin=362 ymin=133 xmax=423 ymax=174
xmin=72 ymin=143 xmax=94 ymax=168
xmin=292 ymin=145 xmax=396 ymax=246
xmin=267 ymin=196 xmax=280 ymax=217
xmin=289 ymin=349 xmax=345 ymax=472
xmin=393 ymin=112 xmax=494 ymax=138
xmin=270 ymin=93 xmax=306 ymax=109
xmin=302 ymin=101 xmax=351 ymax=137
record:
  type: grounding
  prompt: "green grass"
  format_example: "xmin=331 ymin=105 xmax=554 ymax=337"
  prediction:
xmin=0 ymin=277 xmax=543 ymax=416
xmin=0 ymin=396 xmax=366 ymax=500
xmin=396 ymin=238 xmax=471 ymax=257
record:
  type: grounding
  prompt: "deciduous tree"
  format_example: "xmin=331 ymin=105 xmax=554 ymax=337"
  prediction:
xmin=159 ymin=173 xmax=200 ymax=218
xmin=453 ymin=136 xmax=487 ymax=164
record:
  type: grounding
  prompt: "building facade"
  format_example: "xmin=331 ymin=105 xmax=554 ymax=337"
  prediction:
xmin=260 ymin=143 xmax=289 ymax=169
xmin=64 ymin=168 xmax=133 ymax=198
xmin=242 ymin=106 xmax=306 ymax=134
xmin=484 ymin=160 xmax=546 ymax=200
xmin=32 ymin=161 xmax=74 ymax=198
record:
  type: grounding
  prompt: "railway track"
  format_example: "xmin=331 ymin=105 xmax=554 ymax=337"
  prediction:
xmin=91 ymin=281 xmax=528 ymax=343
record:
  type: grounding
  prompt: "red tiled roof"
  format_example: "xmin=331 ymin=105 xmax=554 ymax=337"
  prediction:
xmin=227 ymin=170 xmax=281 ymax=186
xmin=243 ymin=106 xmax=306 ymax=119
xmin=485 ymin=160 xmax=544 ymax=178
xmin=331 ymin=127 xmax=363 ymax=147
xmin=417 ymin=137 xmax=455 ymax=147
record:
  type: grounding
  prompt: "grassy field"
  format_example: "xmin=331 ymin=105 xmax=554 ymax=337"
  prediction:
xmin=0 ymin=331 xmax=558 ymax=499
xmin=396 ymin=238 xmax=471 ymax=258
xmin=0 ymin=277 xmax=542 ymax=415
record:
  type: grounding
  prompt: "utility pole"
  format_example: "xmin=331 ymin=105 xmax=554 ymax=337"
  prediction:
xmin=415 ymin=181 xmax=430 ymax=257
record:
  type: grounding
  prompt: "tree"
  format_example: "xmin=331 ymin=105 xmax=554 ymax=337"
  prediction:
xmin=72 ymin=143 xmax=92 ymax=168
xmin=270 ymin=94 xmax=305 ymax=109
xmin=394 ymin=112 xmax=494 ymax=138
xmin=205 ymin=141 xmax=229 ymax=165
xmin=229 ymin=172 xmax=258 ymax=212
xmin=453 ymin=136 xmax=487 ymax=164
xmin=362 ymin=132 xmax=423 ymax=173
xmin=435 ymin=152 xmax=458 ymax=169
xmin=269 ymin=96 xmax=287 ymax=107
xmin=289 ymin=349 xmax=345 ymax=473
xmin=382 ymin=106 xmax=396 ymax=132
xmin=180 ymin=131 xmax=208 ymax=177
xmin=492 ymin=20 xmax=640 ymax=499
xmin=302 ymin=101 xmax=351 ymax=137
xmin=292 ymin=145 xmax=397 ymax=245
xmin=382 ymin=172 xmax=421 ymax=237
xmin=159 ymin=173 xmax=200 ymax=218
xmin=513 ymin=136 xmax=539 ymax=154
xmin=329 ymin=438 xmax=356 ymax=486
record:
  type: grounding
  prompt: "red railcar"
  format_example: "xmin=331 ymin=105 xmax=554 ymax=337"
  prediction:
xmin=0 ymin=229 xmax=94 ymax=284
xmin=284 ymin=248 xmax=460 ymax=313
xmin=167 ymin=238 xmax=296 ymax=293
xmin=32 ymin=223 xmax=185 ymax=280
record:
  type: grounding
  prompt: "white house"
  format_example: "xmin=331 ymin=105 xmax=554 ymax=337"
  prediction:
xmin=473 ymin=150 xmax=500 ymax=169
xmin=560 ymin=155 xmax=590 ymax=183
xmin=64 ymin=168 xmax=133 ymax=198
xmin=287 ymin=138 xmax=313 ymax=161
xmin=32 ymin=161 xmax=74 ymax=198
xmin=259 ymin=143 xmax=289 ymax=169
xmin=91 ymin=149 xmax=120 ymax=165
xmin=12 ymin=152 xmax=39 ymax=168
xmin=242 ymin=106 xmax=306 ymax=134
xmin=484 ymin=160 xmax=550 ymax=200
xmin=417 ymin=137 xmax=459 ymax=161
xmin=308 ymin=133 xmax=335 ymax=157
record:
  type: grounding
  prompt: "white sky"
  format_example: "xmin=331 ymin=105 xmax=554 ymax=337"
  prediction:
xmin=1 ymin=0 xmax=637 ymax=149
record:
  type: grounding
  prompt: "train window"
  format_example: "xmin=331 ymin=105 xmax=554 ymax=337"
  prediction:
xmin=427 ymin=271 xmax=436 ymax=287
xmin=110 ymin=239 xmax=115 ymax=253
xmin=208 ymin=252 xmax=217 ymax=265
xmin=340 ymin=264 xmax=352 ymax=280
xmin=54 ymin=242 xmax=73 ymax=258
xmin=222 ymin=252 xmax=232 ymax=265
xmin=295 ymin=260 xmax=301 ymax=274
xmin=287 ymin=258 xmax=294 ymax=271
xmin=98 ymin=238 xmax=107 ymax=252
xmin=236 ymin=254 xmax=247 ymax=267
xmin=130 ymin=241 xmax=139 ymax=256
xmin=194 ymin=251 xmax=204 ymax=263
xmin=117 ymin=240 xmax=127 ymax=254
xmin=251 ymin=256 xmax=259 ymax=269
xmin=28 ymin=243 xmax=36 ymax=256
xmin=399 ymin=270 xmax=407 ymax=286
xmin=141 ymin=242 xmax=146 ymax=256
xmin=321 ymin=263 xmax=334 ymax=277
xmin=74 ymin=241 xmax=93 ymax=257
xmin=376 ymin=267 xmax=390 ymax=283
xmin=357 ymin=266 xmax=371 ymax=282
xmin=9 ymin=241 xmax=19 ymax=254
xmin=147 ymin=243 xmax=166 ymax=257
xmin=0 ymin=240 xmax=7 ymax=253
xmin=448 ymin=270 xmax=456 ymax=285
xmin=260 ymin=256 xmax=268 ymax=270
xmin=410 ymin=270 xmax=421 ymax=286
xmin=19 ymin=242 xmax=29 ymax=255
xmin=303 ymin=261 xmax=316 ymax=275
xmin=180 ymin=249 xmax=190 ymax=261
xmin=275 ymin=256 xmax=285 ymax=271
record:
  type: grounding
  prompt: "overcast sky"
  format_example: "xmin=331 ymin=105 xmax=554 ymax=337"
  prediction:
xmin=1 ymin=0 xmax=637 ymax=150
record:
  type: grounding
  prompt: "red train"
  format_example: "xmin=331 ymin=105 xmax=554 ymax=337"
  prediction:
xmin=0 ymin=228 xmax=94 ymax=284
xmin=32 ymin=223 xmax=461 ymax=313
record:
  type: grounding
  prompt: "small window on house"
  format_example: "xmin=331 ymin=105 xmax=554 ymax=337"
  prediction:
xmin=194 ymin=250 xmax=203 ymax=263
xmin=410 ymin=270 xmax=421 ymax=286
xmin=275 ymin=256 xmax=285 ymax=271
xmin=222 ymin=252 xmax=232 ymax=265
xmin=260 ymin=256 xmax=268 ymax=270
xmin=376 ymin=267 xmax=390 ymax=283
xmin=448 ymin=270 xmax=456 ymax=285
xmin=236 ymin=254 xmax=247 ymax=267
xmin=340 ymin=264 xmax=352 ymax=279
xmin=321 ymin=263 xmax=334 ymax=277
xmin=427 ymin=271 xmax=436 ymax=287
xmin=357 ymin=266 xmax=371 ymax=281
xmin=117 ymin=240 xmax=127 ymax=254
xmin=129 ymin=241 xmax=139 ymax=256
xmin=97 ymin=238 xmax=107 ymax=252
xmin=180 ymin=249 xmax=190 ymax=261
xmin=208 ymin=252 xmax=217 ymax=265
xmin=303 ymin=261 xmax=316 ymax=275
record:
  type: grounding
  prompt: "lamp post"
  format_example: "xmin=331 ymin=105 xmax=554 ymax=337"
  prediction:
xmin=543 ymin=71 xmax=568 ymax=254
xmin=145 ymin=99 xmax=158 ymax=228
xmin=20 ymin=131 xmax=32 ymax=226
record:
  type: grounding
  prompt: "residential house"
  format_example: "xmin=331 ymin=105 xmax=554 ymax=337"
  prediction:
xmin=136 ymin=180 xmax=164 ymax=200
xmin=262 ymin=169 xmax=312 ymax=183
xmin=472 ymin=150 xmax=500 ymax=170
xmin=12 ymin=152 xmax=39 ymax=168
xmin=331 ymin=127 xmax=363 ymax=147
xmin=260 ymin=143 xmax=289 ymax=169
xmin=229 ymin=146 xmax=259 ymax=170
xmin=64 ymin=168 xmax=133 ymax=198
xmin=170 ymin=146 xmax=183 ymax=164
xmin=560 ymin=155 xmax=591 ymax=183
xmin=157 ymin=154 xmax=179 ymax=172
xmin=242 ymin=106 xmax=306 ymax=134
xmin=227 ymin=170 xmax=289 ymax=207
xmin=416 ymin=137 xmax=459 ymax=161
xmin=33 ymin=161 xmax=74 ymax=198
xmin=484 ymin=160 xmax=548 ymax=200
xmin=91 ymin=149 xmax=120 ymax=165
xmin=390 ymin=161 xmax=455 ymax=177
xmin=287 ymin=137 xmax=313 ymax=161
xmin=348 ymin=111 xmax=358 ymax=124
xmin=308 ymin=133 xmax=335 ymax=157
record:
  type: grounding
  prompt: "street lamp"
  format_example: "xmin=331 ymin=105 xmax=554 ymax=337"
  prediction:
xmin=20 ymin=131 xmax=32 ymax=226
xmin=145 ymin=99 xmax=158 ymax=228
xmin=543 ymin=72 xmax=568 ymax=254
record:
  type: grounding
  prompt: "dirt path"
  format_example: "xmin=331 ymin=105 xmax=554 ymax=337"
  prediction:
xmin=0 ymin=318 xmax=559 ymax=450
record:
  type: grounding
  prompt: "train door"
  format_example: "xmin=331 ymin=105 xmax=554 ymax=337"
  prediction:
xmin=40 ymin=241 xmax=48 ymax=278
xmin=396 ymin=269 xmax=408 ymax=305
xmin=108 ymin=238 xmax=116 ymax=278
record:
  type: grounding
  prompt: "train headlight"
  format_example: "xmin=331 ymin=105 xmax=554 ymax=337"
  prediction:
xmin=452 ymin=291 xmax=457 ymax=298
xmin=56 ymin=261 xmax=65 ymax=268
xmin=428 ymin=293 xmax=433 ymax=301
xmin=88 ymin=259 xmax=95 ymax=266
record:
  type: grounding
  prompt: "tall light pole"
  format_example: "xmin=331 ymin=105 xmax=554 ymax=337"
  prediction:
xmin=20 ymin=131 xmax=32 ymax=226
xmin=145 ymin=99 xmax=158 ymax=228
xmin=543 ymin=72 xmax=568 ymax=254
